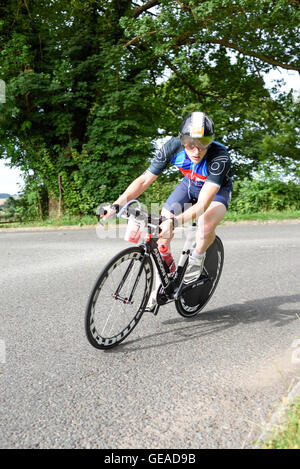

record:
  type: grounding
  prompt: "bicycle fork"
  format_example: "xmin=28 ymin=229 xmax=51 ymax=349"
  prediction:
xmin=112 ymin=252 xmax=147 ymax=305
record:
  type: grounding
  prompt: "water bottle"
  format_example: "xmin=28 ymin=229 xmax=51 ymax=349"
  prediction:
xmin=159 ymin=245 xmax=176 ymax=273
xmin=124 ymin=215 xmax=144 ymax=244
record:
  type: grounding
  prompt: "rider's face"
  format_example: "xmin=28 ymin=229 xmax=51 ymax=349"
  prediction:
xmin=184 ymin=144 xmax=208 ymax=163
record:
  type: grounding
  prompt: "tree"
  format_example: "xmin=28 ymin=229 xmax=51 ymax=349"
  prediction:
xmin=121 ymin=0 xmax=300 ymax=175
xmin=0 ymin=0 xmax=299 ymax=218
xmin=1 ymin=196 xmax=17 ymax=217
xmin=0 ymin=0 xmax=159 ymax=215
xmin=122 ymin=0 xmax=299 ymax=71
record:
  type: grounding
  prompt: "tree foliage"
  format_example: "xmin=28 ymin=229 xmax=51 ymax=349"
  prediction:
xmin=0 ymin=0 xmax=299 ymax=217
xmin=121 ymin=0 xmax=300 ymax=176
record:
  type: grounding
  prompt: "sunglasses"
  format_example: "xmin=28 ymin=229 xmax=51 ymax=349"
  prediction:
xmin=184 ymin=142 xmax=208 ymax=152
xmin=180 ymin=135 xmax=213 ymax=151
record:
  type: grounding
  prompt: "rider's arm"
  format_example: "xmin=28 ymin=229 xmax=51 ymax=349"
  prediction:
xmin=115 ymin=170 xmax=158 ymax=206
xmin=175 ymin=182 xmax=220 ymax=226
xmin=103 ymin=137 xmax=179 ymax=220
xmin=103 ymin=170 xmax=158 ymax=219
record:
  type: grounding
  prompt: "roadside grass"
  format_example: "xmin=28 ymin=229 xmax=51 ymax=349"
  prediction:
xmin=261 ymin=396 xmax=300 ymax=449
xmin=0 ymin=215 xmax=96 ymax=229
xmin=0 ymin=210 xmax=300 ymax=229
xmin=0 ymin=214 xmax=117 ymax=229
xmin=223 ymin=209 xmax=300 ymax=222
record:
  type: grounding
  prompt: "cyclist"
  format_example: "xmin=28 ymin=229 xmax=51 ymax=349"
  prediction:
xmin=103 ymin=111 xmax=232 ymax=287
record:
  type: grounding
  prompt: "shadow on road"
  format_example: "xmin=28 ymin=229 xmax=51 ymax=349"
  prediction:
xmin=107 ymin=293 xmax=300 ymax=354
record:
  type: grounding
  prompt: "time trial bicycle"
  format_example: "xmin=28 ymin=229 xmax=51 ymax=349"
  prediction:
xmin=85 ymin=201 xmax=224 ymax=349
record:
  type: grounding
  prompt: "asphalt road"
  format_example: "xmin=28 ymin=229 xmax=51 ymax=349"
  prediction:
xmin=1 ymin=223 xmax=300 ymax=449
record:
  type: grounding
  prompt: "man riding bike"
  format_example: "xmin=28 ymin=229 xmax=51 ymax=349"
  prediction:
xmin=102 ymin=111 xmax=232 ymax=306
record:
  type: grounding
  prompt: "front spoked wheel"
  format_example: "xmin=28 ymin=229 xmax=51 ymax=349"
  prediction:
xmin=85 ymin=246 xmax=153 ymax=349
xmin=175 ymin=236 xmax=224 ymax=318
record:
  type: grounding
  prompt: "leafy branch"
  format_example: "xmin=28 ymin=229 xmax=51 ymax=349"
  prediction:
xmin=133 ymin=0 xmax=161 ymax=17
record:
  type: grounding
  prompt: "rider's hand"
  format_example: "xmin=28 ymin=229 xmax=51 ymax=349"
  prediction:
xmin=102 ymin=205 xmax=117 ymax=221
xmin=159 ymin=218 xmax=174 ymax=239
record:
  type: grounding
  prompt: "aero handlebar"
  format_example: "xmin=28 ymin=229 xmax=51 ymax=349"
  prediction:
xmin=96 ymin=202 xmax=166 ymax=230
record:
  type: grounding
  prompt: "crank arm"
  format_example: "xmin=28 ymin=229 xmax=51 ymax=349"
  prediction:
xmin=179 ymin=275 xmax=211 ymax=297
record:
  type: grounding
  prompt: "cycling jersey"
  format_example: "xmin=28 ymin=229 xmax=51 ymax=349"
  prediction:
xmin=148 ymin=136 xmax=232 ymax=188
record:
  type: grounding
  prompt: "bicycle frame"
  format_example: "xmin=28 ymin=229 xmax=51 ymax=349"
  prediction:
xmin=111 ymin=200 xmax=212 ymax=311
xmin=143 ymin=221 xmax=203 ymax=302
xmin=110 ymin=225 xmax=212 ymax=314
xmin=110 ymin=230 xmax=189 ymax=308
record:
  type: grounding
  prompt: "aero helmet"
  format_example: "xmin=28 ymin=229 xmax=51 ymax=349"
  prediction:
xmin=179 ymin=112 xmax=214 ymax=148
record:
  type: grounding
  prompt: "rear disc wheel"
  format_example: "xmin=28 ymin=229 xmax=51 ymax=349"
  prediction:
xmin=175 ymin=236 xmax=224 ymax=318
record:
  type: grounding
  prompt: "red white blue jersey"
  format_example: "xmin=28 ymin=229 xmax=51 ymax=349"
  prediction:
xmin=148 ymin=137 xmax=232 ymax=188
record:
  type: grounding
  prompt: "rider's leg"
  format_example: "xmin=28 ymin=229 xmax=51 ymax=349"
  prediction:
xmin=145 ymin=182 xmax=191 ymax=311
xmin=195 ymin=201 xmax=227 ymax=254
xmin=159 ymin=177 xmax=192 ymax=250
xmin=184 ymin=201 xmax=226 ymax=284
xmin=146 ymin=207 xmax=175 ymax=310
xmin=158 ymin=207 xmax=175 ymax=249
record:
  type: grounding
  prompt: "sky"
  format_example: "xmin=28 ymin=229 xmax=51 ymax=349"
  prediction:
xmin=0 ymin=160 xmax=24 ymax=195
xmin=0 ymin=70 xmax=299 ymax=195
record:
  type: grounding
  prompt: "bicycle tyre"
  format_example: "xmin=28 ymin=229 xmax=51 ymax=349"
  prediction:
xmin=85 ymin=246 xmax=153 ymax=349
xmin=175 ymin=236 xmax=224 ymax=318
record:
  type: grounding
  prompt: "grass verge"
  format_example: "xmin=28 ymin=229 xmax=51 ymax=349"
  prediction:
xmin=0 ymin=210 xmax=300 ymax=229
xmin=0 ymin=214 xmax=123 ymax=229
xmin=223 ymin=210 xmax=300 ymax=222
xmin=261 ymin=396 xmax=300 ymax=449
